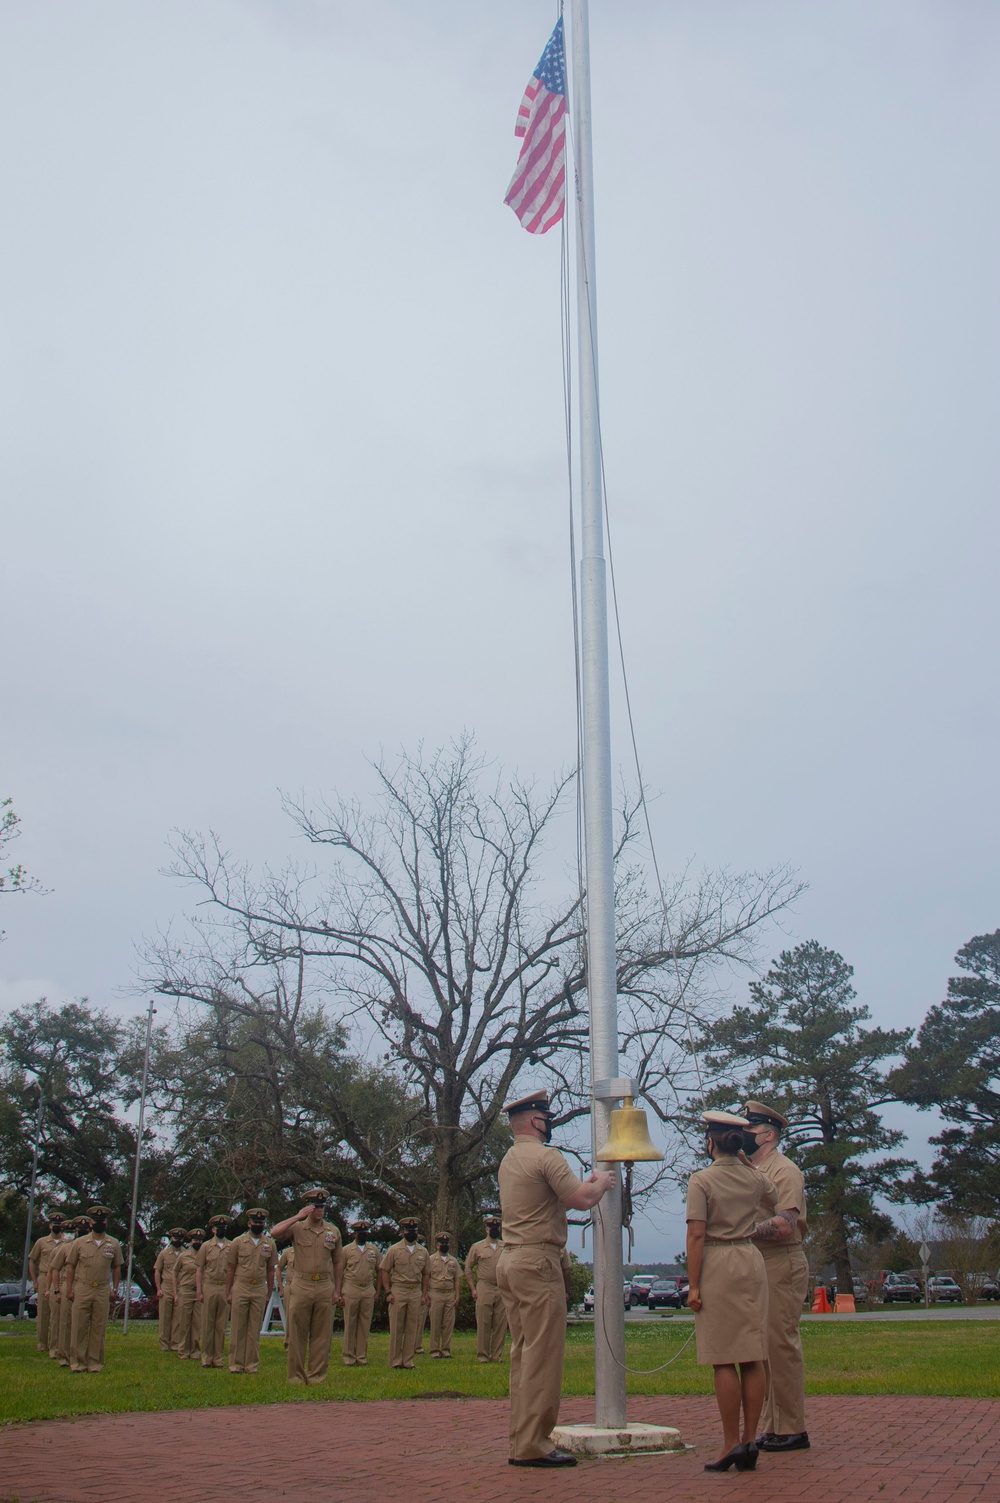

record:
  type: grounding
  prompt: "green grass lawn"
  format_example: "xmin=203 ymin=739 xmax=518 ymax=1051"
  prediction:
xmin=2 ymin=1316 xmax=998 ymax=1426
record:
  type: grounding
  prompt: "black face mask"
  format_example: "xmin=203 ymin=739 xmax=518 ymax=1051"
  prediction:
xmin=404 ymin=1229 xmax=418 ymax=1242
xmin=741 ymin=1130 xmax=760 ymax=1156
xmin=538 ymin=1112 xmax=555 ymax=1144
xmin=192 ymin=1238 xmax=204 ymax=1249
xmin=170 ymin=1236 xmax=184 ymax=1247
xmin=213 ymin=1227 xmax=228 ymax=1240
xmin=355 ymin=1232 xmax=367 ymax=1245
xmin=91 ymin=1217 xmax=107 ymax=1233
xmin=249 ymin=1222 xmax=266 ymax=1234
xmin=437 ymin=1241 xmax=450 ymax=1254
xmin=487 ymin=1222 xmax=501 ymax=1238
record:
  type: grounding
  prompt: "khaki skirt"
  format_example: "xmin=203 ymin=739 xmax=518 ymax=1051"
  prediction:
xmin=694 ymin=1242 xmax=769 ymax=1365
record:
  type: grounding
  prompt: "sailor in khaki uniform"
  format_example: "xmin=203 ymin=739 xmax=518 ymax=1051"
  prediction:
xmin=47 ymin=1217 xmax=81 ymax=1365
xmin=171 ymin=1228 xmax=205 ymax=1359
xmin=226 ymin=1208 xmax=276 ymax=1374
xmin=427 ymin=1232 xmax=461 ymax=1358
xmin=744 ymin=1100 xmax=811 ymax=1453
xmin=28 ymin=1213 xmax=65 ymax=1352
xmin=686 ymin=1111 xmax=777 ymax=1472
xmin=379 ymin=1217 xmax=429 ymax=1369
xmin=465 ymin=1210 xmax=507 ymax=1363
xmin=65 ymin=1206 xmax=123 ymax=1373
xmin=197 ymin=1215 xmax=231 ymax=1367
xmin=497 ymin=1089 xmax=615 ymax=1468
xmin=272 ymin=1189 xmax=345 ymax=1385
xmin=154 ymin=1228 xmax=186 ymax=1351
xmin=341 ymin=1219 xmax=381 ymax=1366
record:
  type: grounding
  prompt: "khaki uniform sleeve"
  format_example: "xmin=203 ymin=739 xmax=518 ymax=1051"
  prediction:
xmin=381 ymin=1247 xmax=396 ymax=1277
xmin=196 ymin=1244 xmax=208 ymax=1270
xmin=264 ymin=1241 xmax=277 ymax=1272
xmin=540 ymin=1149 xmax=583 ymax=1201
xmin=226 ymin=1240 xmax=239 ymax=1271
xmin=67 ymin=1241 xmax=82 ymax=1269
xmin=686 ymin=1175 xmax=709 ymax=1222
xmin=154 ymin=1249 xmax=166 ymax=1276
xmin=757 ymin=1172 xmax=777 ymax=1216
xmin=111 ymin=1239 xmax=123 ymax=1273
xmin=465 ymin=1245 xmax=478 ymax=1278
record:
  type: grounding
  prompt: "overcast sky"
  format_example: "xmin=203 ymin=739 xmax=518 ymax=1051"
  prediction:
xmin=3 ymin=1 xmax=998 ymax=1259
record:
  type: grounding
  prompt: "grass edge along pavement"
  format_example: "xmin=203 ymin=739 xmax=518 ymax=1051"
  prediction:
xmin=3 ymin=1318 xmax=1000 ymax=1426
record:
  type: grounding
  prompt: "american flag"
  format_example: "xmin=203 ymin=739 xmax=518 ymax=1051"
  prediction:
xmin=504 ymin=17 xmax=567 ymax=235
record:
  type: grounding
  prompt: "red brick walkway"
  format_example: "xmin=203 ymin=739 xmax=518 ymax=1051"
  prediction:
xmin=2 ymin=1395 xmax=998 ymax=1503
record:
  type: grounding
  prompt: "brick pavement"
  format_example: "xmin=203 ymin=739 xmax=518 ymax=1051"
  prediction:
xmin=1 ymin=1395 xmax=998 ymax=1503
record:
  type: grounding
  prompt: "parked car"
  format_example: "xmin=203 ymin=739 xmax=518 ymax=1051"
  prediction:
xmin=0 ymin=1281 xmax=37 ymax=1317
xmin=927 ymin=1276 xmax=962 ymax=1304
xmin=882 ymin=1273 xmax=922 ymax=1304
xmin=647 ymin=1278 xmax=688 ymax=1310
xmin=979 ymin=1279 xmax=1000 ymax=1302
xmin=629 ymin=1274 xmax=659 ymax=1305
xmin=582 ymin=1284 xmax=632 ymax=1313
xmin=110 ymin=1282 xmax=157 ymax=1320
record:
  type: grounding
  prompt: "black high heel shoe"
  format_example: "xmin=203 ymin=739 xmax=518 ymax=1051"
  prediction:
xmin=738 ymin=1443 xmax=759 ymax=1471
xmin=704 ymin=1443 xmax=753 ymax=1472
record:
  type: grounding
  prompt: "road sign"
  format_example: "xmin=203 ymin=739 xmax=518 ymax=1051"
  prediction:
xmin=919 ymin=1241 xmax=931 ymax=1264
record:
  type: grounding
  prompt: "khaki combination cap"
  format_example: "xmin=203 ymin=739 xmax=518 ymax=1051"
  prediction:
xmin=246 ymin=1207 xmax=268 ymax=1219
xmin=47 ymin=1212 xmax=66 ymax=1224
xmin=350 ymin=1219 xmax=371 ymax=1230
xmin=168 ymin=1226 xmax=187 ymax=1236
xmin=86 ymin=1205 xmax=112 ymax=1217
xmin=187 ymin=1228 xmax=206 ymax=1238
xmin=207 ymin=1214 xmax=230 ymax=1227
xmin=398 ymin=1216 xmax=420 ymax=1228
xmin=301 ymin=1187 xmax=328 ymax=1204
xmin=744 ymin=1100 xmax=790 ymax=1130
xmin=483 ymin=1209 xmax=501 ymax=1220
xmin=435 ymin=1230 xmax=452 ymax=1241
xmin=701 ymin=1110 xmax=750 ymax=1129
xmin=503 ymin=1088 xmax=551 ymax=1115
xmin=70 ymin=1216 xmax=92 ymax=1231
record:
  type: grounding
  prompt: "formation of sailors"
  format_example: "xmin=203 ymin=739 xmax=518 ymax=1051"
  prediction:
xmin=28 ymin=1193 xmax=510 ymax=1381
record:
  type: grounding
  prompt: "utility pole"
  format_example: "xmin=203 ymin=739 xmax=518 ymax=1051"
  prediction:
xmin=122 ymin=996 xmax=156 ymax=1334
xmin=17 ymin=1084 xmax=45 ymax=1319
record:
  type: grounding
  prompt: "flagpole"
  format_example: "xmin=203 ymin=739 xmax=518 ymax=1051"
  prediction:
xmin=570 ymin=0 xmax=627 ymax=1431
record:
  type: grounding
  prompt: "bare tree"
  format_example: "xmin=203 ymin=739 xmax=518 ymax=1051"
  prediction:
xmin=144 ymin=737 xmax=801 ymax=1233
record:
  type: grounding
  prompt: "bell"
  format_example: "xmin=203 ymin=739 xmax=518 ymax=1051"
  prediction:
xmin=595 ymin=1097 xmax=664 ymax=1163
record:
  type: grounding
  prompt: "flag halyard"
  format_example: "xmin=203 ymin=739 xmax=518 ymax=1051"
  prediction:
xmin=505 ymin=16 xmax=567 ymax=236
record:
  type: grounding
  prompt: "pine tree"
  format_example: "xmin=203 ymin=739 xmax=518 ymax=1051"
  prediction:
xmin=702 ymin=941 xmax=913 ymax=1292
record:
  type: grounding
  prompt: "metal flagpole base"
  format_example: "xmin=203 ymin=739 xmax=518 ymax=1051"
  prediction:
xmin=551 ymin=1422 xmax=685 ymax=1457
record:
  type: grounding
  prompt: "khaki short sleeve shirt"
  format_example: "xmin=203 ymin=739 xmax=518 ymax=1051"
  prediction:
xmin=197 ymin=1239 xmax=230 ymax=1284
xmin=427 ymin=1253 xmax=460 ymax=1291
xmin=286 ymin=1219 xmax=343 ymax=1282
xmin=342 ymin=1242 xmax=381 ymax=1288
xmin=173 ymin=1248 xmax=199 ymax=1292
xmin=226 ymin=1232 xmax=277 ymax=1286
xmin=154 ymin=1246 xmax=182 ymax=1285
xmin=30 ymin=1234 xmax=62 ymax=1280
xmin=381 ymin=1241 xmax=429 ymax=1289
xmin=758 ymin=1150 xmax=807 ymax=1242
xmin=66 ymin=1233 xmax=123 ymax=1287
xmin=686 ymin=1158 xmax=777 ymax=1238
xmin=465 ymin=1238 xmax=502 ymax=1285
xmin=498 ymin=1139 xmax=581 ymax=1247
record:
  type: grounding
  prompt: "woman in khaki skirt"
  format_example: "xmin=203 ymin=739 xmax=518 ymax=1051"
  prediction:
xmin=686 ymin=1110 xmax=777 ymax=1472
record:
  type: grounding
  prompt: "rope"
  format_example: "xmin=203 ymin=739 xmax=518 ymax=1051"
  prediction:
xmin=593 ymin=1199 xmax=697 ymax=1374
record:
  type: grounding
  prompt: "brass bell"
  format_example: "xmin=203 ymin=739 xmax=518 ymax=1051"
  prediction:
xmin=595 ymin=1097 xmax=664 ymax=1163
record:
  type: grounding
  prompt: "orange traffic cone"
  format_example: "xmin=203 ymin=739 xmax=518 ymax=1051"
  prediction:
xmin=811 ymin=1285 xmax=830 ymax=1313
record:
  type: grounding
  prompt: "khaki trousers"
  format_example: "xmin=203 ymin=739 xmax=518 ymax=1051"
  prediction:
xmin=175 ymin=1291 xmax=200 ymax=1358
xmin=48 ymin=1292 xmax=63 ymax=1357
xmin=70 ymin=1287 xmax=111 ymax=1372
xmin=287 ymin=1277 xmax=334 ymax=1383
xmin=55 ymin=1291 xmax=73 ymax=1365
xmin=474 ymin=1282 xmax=507 ymax=1362
xmin=342 ymin=1284 xmax=375 ymax=1364
xmin=428 ymin=1292 xmax=456 ymax=1356
xmin=157 ymin=1291 xmax=178 ymax=1351
xmin=387 ymin=1288 xmax=423 ymax=1367
xmin=497 ymin=1245 xmax=567 ymax=1461
xmin=760 ymin=1244 xmax=809 ymax=1435
xmin=229 ymin=1284 xmax=267 ymax=1373
xmin=36 ymin=1290 xmax=51 ymax=1351
xmin=200 ymin=1284 xmax=228 ymax=1367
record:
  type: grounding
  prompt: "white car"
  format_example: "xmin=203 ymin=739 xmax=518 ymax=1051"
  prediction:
xmin=927 ymin=1276 xmax=962 ymax=1303
xmin=582 ymin=1285 xmax=632 ymax=1311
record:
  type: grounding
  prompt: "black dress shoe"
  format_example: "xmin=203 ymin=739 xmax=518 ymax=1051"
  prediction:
xmin=758 ymin=1432 xmax=810 ymax=1452
xmin=704 ymin=1443 xmax=756 ymax=1472
xmin=509 ymin=1450 xmax=579 ymax=1467
xmin=755 ymin=1432 xmax=776 ymax=1446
